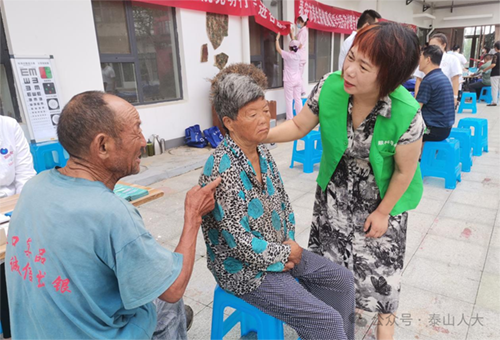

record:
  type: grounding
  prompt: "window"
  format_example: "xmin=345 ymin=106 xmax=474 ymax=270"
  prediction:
xmin=0 ymin=9 xmax=21 ymax=121
xmin=249 ymin=0 xmax=283 ymax=88
xmin=92 ymin=0 xmax=182 ymax=105
xmin=309 ymin=29 xmax=332 ymax=82
xmin=462 ymin=25 xmax=495 ymax=67
xmin=332 ymin=33 xmax=342 ymax=71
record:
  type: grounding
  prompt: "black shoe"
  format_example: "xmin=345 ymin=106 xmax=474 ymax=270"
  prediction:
xmin=487 ymin=103 xmax=497 ymax=106
xmin=185 ymin=305 xmax=194 ymax=331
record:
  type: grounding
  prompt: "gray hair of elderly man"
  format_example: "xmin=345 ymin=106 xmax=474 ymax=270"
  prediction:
xmin=211 ymin=73 xmax=265 ymax=131
xmin=57 ymin=91 xmax=121 ymax=159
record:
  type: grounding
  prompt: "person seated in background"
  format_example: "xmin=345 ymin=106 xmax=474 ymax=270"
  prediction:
xmin=6 ymin=91 xmax=220 ymax=339
xmin=466 ymin=54 xmax=493 ymax=98
xmin=416 ymin=45 xmax=455 ymax=143
xmin=0 ymin=98 xmax=36 ymax=340
xmin=199 ymin=64 xmax=355 ymax=340
xmin=413 ymin=33 xmax=462 ymax=108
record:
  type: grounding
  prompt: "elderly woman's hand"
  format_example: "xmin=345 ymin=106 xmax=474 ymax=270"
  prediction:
xmin=184 ymin=177 xmax=222 ymax=224
xmin=283 ymin=240 xmax=303 ymax=269
xmin=363 ymin=210 xmax=390 ymax=238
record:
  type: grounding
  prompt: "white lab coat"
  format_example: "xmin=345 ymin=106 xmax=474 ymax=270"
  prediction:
xmin=0 ymin=116 xmax=36 ymax=197
xmin=338 ymin=31 xmax=357 ymax=71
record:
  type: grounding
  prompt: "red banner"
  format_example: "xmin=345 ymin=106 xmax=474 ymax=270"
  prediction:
xmin=133 ymin=0 xmax=291 ymax=35
xmin=295 ymin=0 xmax=418 ymax=34
xmin=295 ymin=0 xmax=359 ymax=34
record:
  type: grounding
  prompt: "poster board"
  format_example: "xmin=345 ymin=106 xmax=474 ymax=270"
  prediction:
xmin=11 ymin=56 xmax=62 ymax=143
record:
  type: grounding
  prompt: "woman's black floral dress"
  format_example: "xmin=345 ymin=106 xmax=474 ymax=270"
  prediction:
xmin=307 ymin=74 xmax=425 ymax=314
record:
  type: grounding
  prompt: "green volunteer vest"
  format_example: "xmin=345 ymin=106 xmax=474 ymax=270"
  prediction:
xmin=317 ymin=71 xmax=423 ymax=216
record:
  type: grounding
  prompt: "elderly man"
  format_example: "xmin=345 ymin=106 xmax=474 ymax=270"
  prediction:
xmin=5 ymin=91 xmax=220 ymax=339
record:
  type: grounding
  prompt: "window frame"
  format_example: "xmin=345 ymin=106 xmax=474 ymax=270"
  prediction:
xmin=92 ymin=0 xmax=183 ymax=106
xmin=249 ymin=0 xmax=284 ymax=89
xmin=0 ymin=10 xmax=22 ymax=121
xmin=308 ymin=29 xmax=332 ymax=83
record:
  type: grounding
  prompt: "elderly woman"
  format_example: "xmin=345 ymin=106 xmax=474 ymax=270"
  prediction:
xmin=265 ymin=23 xmax=425 ymax=340
xmin=199 ymin=64 xmax=355 ymax=340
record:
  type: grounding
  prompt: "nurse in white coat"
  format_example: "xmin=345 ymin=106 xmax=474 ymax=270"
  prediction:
xmin=0 ymin=114 xmax=36 ymax=198
xmin=1 ymin=105 xmax=36 ymax=339
xmin=276 ymin=33 xmax=302 ymax=120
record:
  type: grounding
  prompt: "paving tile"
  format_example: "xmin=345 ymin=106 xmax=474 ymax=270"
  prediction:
xmin=448 ymin=189 xmax=499 ymax=209
xmin=408 ymin=211 xmax=438 ymax=234
xmin=475 ymin=273 xmax=500 ymax=313
xmin=465 ymin=306 xmax=500 ymax=340
xmin=187 ymin=305 xmax=214 ymax=339
xmin=139 ymin=208 xmax=184 ymax=241
xmin=452 ymin=180 xmax=500 ymax=196
xmin=438 ymin=203 xmax=496 ymax=226
xmin=427 ymin=217 xmax=493 ymax=247
xmin=483 ymin=246 xmax=500 ymax=276
xmin=291 ymin=192 xmax=316 ymax=210
xmin=413 ymin=198 xmax=447 ymax=216
xmin=403 ymin=256 xmax=482 ymax=304
xmin=138 ymin=190 xmax=187 ymax=215
xmin=403 ymin=229 xmax=426 ymax=271
xmin=396 ymin=284 xmax=474 ymax=340
xmin=283 ymin=177 xmax=318 ymax=193
xmin=183 ymin=295 xmax=210 ymax=316
xmin=292 ymin=205 xmax=314 ymax=235
xmin=284 ymin=187 xmax=310 ymax=203
xmin=416 ymin=234 xmax=488 ymax=271
xmin=295 ymin=228 xmax=311 ymax=248
xmin=460 ymin=171 xmax=499 ymax=184
xmin=489 ymin=226 xmax=500 ymax=248
xmin=466 ymin=164 xmax=498 ymax=176
xmin=421 ymin=182 xmax=453 ymax=201
xmin=184 ymin=258 xmax=217 ymax=306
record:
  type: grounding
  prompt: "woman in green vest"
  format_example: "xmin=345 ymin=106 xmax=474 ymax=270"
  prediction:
xmin=265 ymin=22 xmax=424 ymax=340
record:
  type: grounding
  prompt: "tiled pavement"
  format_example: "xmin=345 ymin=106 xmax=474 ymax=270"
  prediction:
xmin=136 ymin=103 xmax=500 ymax=340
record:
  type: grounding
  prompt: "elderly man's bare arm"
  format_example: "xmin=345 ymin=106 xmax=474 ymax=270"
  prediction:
xmin=159 ymin=177 xmax=221 ymax=303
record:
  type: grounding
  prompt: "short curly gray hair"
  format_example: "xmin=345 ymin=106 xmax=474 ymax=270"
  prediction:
xmin=211 ymin=73 xmax=265 ymax=132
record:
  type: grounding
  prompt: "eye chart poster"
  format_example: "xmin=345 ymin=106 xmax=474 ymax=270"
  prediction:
xmin=11 ymin=56 xmax=62 ymax=143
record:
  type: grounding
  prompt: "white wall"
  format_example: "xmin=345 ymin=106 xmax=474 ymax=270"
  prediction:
xmin=137 ymin=8 xmax=244 ymax=142
xmin=1 ymin=0 xmax=103 ymax=117
xmin=432 ymin=3 xmax=500 ymax=29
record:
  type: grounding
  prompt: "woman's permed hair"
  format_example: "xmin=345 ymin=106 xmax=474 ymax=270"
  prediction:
xmin=210 ymin=64 xmax=267 ymax=130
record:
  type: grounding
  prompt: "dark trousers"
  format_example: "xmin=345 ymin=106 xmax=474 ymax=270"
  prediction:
xmin=240 ymin=250 xmax=355 ymax=340
xmin=467 ymin=81 xmax=487 ymax=98
xmin=1 ymin=263 xmax=11 ymax=338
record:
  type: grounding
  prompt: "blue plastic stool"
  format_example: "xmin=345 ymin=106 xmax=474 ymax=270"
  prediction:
xmin=458 ymin=92 xmax=477 ymax=114
xmin=448 ymin=128 xmax=473 ymax=172
xmin=290 ymin=98 xmax=322 ymax=173
xmin=478 ymin=86 xmax=492 ymax=104
xmin=458 ymin=118 xmax=488 ymax=156
xmin=421 ymin=139 xmax=461 ymax=189
xmin=211 ymin=285 xmax=284 ymax=340
xmin=469 ymin=67 xmax=478 ymax=73
xmin=30 ymin=141 xmax=69 ymax=173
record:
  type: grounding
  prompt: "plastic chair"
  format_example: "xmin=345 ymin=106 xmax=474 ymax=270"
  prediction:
xmin=478 ymin=86 xmax=492 ymax=104
xmin=421 ymin=139 xmax=461 ymax=189
xmin=30 ymin=141 xmax=69 ymax=173
xmin=458 ymin=118 xmax=488 ymax=156
xmin=211 ymin=285 xmax=284 ymax=340
xmin=448 ymin=128 xmax=473 ymax=172
xmin=290 ymin=98 xmax=322 ymax=173
xmin=458 ymin=92 xmax=477 ymax=114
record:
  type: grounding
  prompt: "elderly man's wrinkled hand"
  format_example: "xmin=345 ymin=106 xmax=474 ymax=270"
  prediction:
xmin=184 ymin=177 xmax=222 ymax=224
xmin=283 ymin=240 xmax=303 ymax=265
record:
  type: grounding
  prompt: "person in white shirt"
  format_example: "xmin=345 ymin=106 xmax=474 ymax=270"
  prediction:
xmin=338 ymin=9 xmax=381 ymax=70
xmin=448 ymin=45 xmax=468 ymax=91
xmin=101 ymin=63 xmax=116 ymax=93
xmin=414 ymin=33 xmax=462 ymax=107
xmin=449 ymin=45 xmax=468 ymax=67
xmin=0 ymin=110 xmax=36 ymax=198
xmin=0 ymin=99 xmax=36 ymax=340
